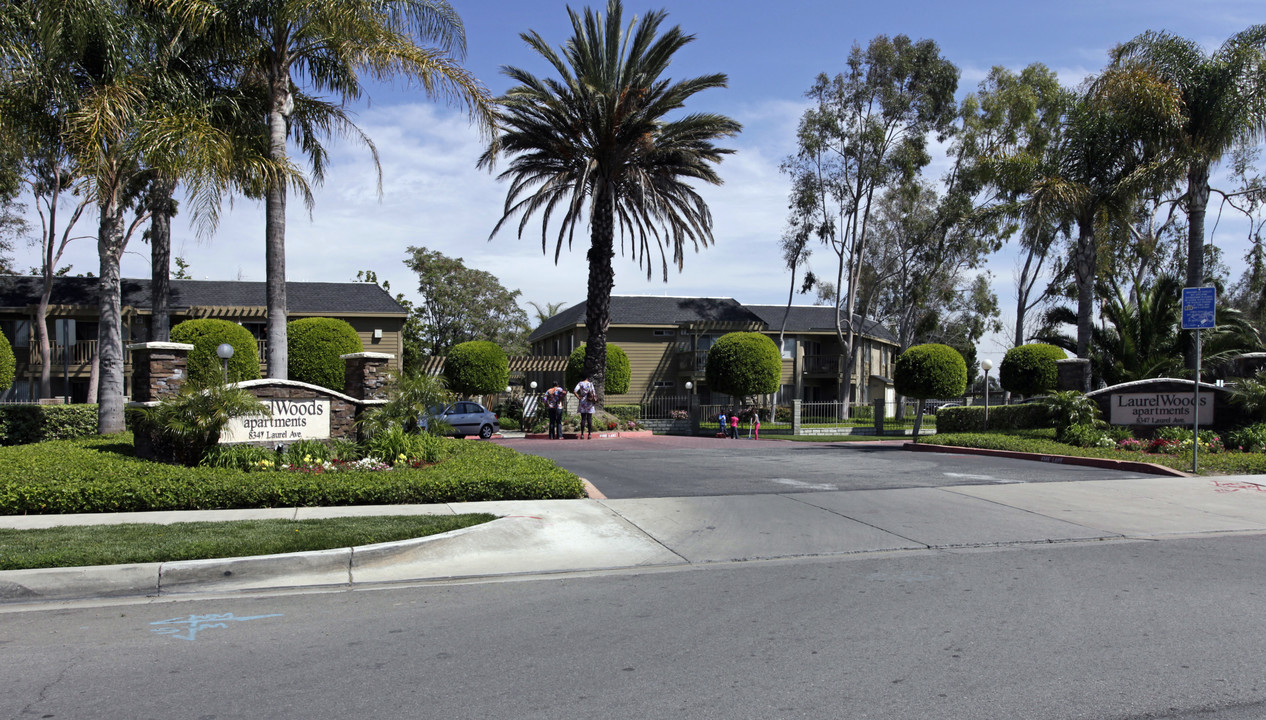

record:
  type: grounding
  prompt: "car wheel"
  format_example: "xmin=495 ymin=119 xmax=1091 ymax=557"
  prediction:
xmin=479 ymin=424 xmax=494 ymax=439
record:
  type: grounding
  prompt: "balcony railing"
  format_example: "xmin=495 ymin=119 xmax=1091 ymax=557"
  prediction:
xmin=24 ymin=340 xmax=105 ymax=366
xmin=802 ymin=354 xmax=839 ymax=374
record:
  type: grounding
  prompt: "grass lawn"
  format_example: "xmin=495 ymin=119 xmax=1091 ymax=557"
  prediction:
xmin=0 ymin=514 xmax=496 ymax=571
xmin=928 ymin=429 xmax=1266 ymax=475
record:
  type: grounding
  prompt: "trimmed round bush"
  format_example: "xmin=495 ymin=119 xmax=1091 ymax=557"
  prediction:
xmin=0 ymin=330 xmax=14 ymax=391
xmin=170 ymin=319 xmax=261 ymax=386
xmin=894 ymin=343 xmax=967 ymax=400
xmin=287 ymin=317 xmax=364 ymax=391
xmin=999 ymin=343 xmax=1066 ymax=396
xmin=445 ymin=341 xmax=509 ymax=396
xmin=705 ymin=332 xmax=782 ymax=399
xmin=565 ymin=343 xmax=630 ymax=395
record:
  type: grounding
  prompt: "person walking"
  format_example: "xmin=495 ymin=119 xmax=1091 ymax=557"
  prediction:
xmin=751 ymin=409 xmax=761 ymax=440
xmin=718 ymin=410 xmax=727 ymax=437
xmin=574 ymin=374 xmax=597 ymax=439
xmin=544 ymin=380 xmax=566 ymax=439
xmin=729 ymin=411 xmax=739 ymax=439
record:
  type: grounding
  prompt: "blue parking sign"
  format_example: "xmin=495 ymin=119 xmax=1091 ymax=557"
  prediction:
xmin=1181 ymin=287 xmax=1216 ymax=330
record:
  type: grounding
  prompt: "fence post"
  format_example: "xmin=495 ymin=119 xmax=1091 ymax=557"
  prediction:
xmin=873 ymin=398 xmax=885 ymax=435
xmin=792 ymin=399 xmax=802 ymax=436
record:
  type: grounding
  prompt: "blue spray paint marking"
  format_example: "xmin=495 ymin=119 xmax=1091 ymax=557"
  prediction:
xmin=150 ymin=613 xmax=283 ymax=641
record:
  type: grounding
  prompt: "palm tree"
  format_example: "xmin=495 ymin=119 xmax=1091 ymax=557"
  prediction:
xmin=3 ymin=0 xmax=273 ymax=433
xmin=1028 ymin=69 xmax=1184 ymax=358
xmin=1112 ymin=27 xmax=1266 ymax=369
xmin=194 ymin=0 xmax=495 ymax=380
xmin=479 ymin=0 xmax=740 ymax=405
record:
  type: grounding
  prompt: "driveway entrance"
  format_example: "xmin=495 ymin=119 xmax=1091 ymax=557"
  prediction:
xmin=495 ymin=435 xmax=1152 ymax=499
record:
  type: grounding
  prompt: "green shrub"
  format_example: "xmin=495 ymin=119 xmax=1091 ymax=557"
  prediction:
xmin=605 ymin=404 xmax=640 ymax=422
xmin=895 ymin=344 xmax=967 ymax=400
xmin=935 ymin=403 xmax=1051 ymax=433
xmin=0 ymin=330 xmax=14 ymax=391
xmin=1061 ymin=423 xmax=1114 ymax=448
xmin=498 ymin=416 xmax=521 ymax=431
xmin=364 ymin=425 xmax=450 ymax=465
xmin=287 ymin=317 xmax=364 ymax=391
xmin=1227 ymin=423 xmax=1266 ymax=453
xmin=357 ymin=373 xmax=452 ymax=437
xmin=565 ymin=343 xmax=631 ymax=395
xmin=139 ymin=383 xmax=271 ymax=465
xmin=0 ymin=404 xmax=99 ymax=445
xmin=1039 ymin=391 xmax=1106 ymax=442
xmin=170 ymin=319 xmax=261 ymax=386
xmin=0 ymin=434 xmax=584 ymax=514
xmin=201 ymin=444 xmax=278 ymax=471
xmin=1153 ymin=425 xmax=1189 ymax=442
xmin=999 ymin=343 xmax=1065 ymax=397
xmin=445 ymin=341 xmax=509 ymax=396
xmin=704 ymin=332 xmax=781 ymax=399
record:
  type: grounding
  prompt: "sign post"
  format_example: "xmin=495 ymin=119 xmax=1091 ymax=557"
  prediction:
xmin=1181 ymin=287 xmax=1216 ymax=473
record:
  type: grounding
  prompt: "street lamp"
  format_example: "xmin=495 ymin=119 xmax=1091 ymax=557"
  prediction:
xmin=980 ymin=358 xmax=994 ymax=430
xmin=216 ymin=343 xmax=235 ymax=384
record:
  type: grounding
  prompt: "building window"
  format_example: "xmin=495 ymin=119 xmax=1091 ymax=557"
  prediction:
xmin=779 ymin=336 xmax=795 ymax=359
xmin=653 ymin=380 xmax=675 ymax=389
xmin=653 ymin=329 xmax=675 ymax=337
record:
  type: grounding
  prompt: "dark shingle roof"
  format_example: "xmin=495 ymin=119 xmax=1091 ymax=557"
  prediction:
xmin=0 ymin=276 xmax=407 ymax=315
xmin=528 ymin=295 xmax=897 ymax=344
xmin=529 ymin=296 xmax=763 ymax=342
xmin=744 ymin=305 xmax=898 ymax=344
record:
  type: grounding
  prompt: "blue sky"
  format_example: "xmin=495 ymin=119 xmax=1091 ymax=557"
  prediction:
xmin=14 ymin=0 xmax=1265 ymax=358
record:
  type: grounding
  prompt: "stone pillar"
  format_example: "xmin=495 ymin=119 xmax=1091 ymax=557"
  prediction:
xmin=873 ymin=397 xmax=885 ymax=435
xmin=1056 ymin=358 xmax=1092 ymax=393
xmin=342 ymin=352 xmax=394 ymax=401
xmin=792 ymin=399 xmax=802 ymax=436
xmin=127 ymin=342 xmax=194 ymax=403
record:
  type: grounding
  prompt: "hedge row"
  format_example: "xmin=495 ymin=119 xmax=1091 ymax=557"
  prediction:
xmin=0 ymin=404 xmax=99 ymax=446
xmin=0 ymin=435 xmax=584 ymax=515
xmin=935 ymin=403 xmax=1052 ymax=433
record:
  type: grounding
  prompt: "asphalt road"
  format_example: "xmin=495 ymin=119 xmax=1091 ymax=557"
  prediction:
xmin=4 ymin=535 xmax=1266 ymax=719
xmin=498 ymin=435 xmax=1153 ymax=498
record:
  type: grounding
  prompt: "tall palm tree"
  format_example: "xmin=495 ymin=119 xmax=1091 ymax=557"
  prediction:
xmin=196 ymin=0 xmax=495 ymax=380
xmin=3 ymin=0 xmax=252 ymax=433
xmin=1112 ymin=27 xmax=1266 ymax=369
xmin=1028 ymin=68 xmax=1184 ymax=359
xmin=479 ymin=0 xmax=740 ymax=404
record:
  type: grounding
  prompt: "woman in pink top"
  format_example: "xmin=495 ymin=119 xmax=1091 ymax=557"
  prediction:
xmin=729 ymin=412 xmax=739 ymax=439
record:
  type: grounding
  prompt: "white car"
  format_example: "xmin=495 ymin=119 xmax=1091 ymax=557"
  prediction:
xmin=421 ymin=401 xmax=500 ymax=439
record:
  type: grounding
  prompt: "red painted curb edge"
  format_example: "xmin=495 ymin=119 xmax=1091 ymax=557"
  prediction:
xmin=902 ymin=442 xmax=1192 ymax=478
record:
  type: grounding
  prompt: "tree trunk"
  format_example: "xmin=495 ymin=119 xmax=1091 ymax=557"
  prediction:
xmin=1074 ymin=214 xmax=1097 ymax=361
xmin=96 ymin=207 xmax=127 ymax=434
xmin=149 ymin=175 xmax=177 ymax=342
xmin=584 ymin=188 xmax=615 ymax=408
xmin=1185 ymin=162 xmax=1211 ymax=371
xmin=150 ymin=175 xmax=178 ymax=341
xmin=265 ymin=101 xmax=289 ymax=380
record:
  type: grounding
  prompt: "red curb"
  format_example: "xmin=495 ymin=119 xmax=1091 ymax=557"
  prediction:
xmin=902 ymin=442 xmax=1191 ymax=477
xmin=522 ymin=431 xmax=654 ymax=440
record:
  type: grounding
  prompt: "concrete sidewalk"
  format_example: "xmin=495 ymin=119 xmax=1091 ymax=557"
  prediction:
xmin=3 ymin=475 xmax=1265 ymax=605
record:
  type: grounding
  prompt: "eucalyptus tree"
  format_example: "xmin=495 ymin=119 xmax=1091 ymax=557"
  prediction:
xmin=479 ymin=0 xmax=740 ymax=405
xmin=782 ymin=34 xmax=957 ymax=411
xmin=188 ymin=0 xmax=496 ymax=379
xmin=963 ymin=64 xmax=1072 ymax=349
xmin=0 ymin=9 xmax=92 ymax=399
xmin=1112 ymin=28 xmax=1266 ymax=325
xmin=3 ymin=0 xmax=260 ymax=433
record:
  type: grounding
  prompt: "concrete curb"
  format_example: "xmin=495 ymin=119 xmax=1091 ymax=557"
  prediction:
xmin=0 ymin=521 xmax=499 ymax=604
xmin=903 ymin=442 xmax=1191 ymax=477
